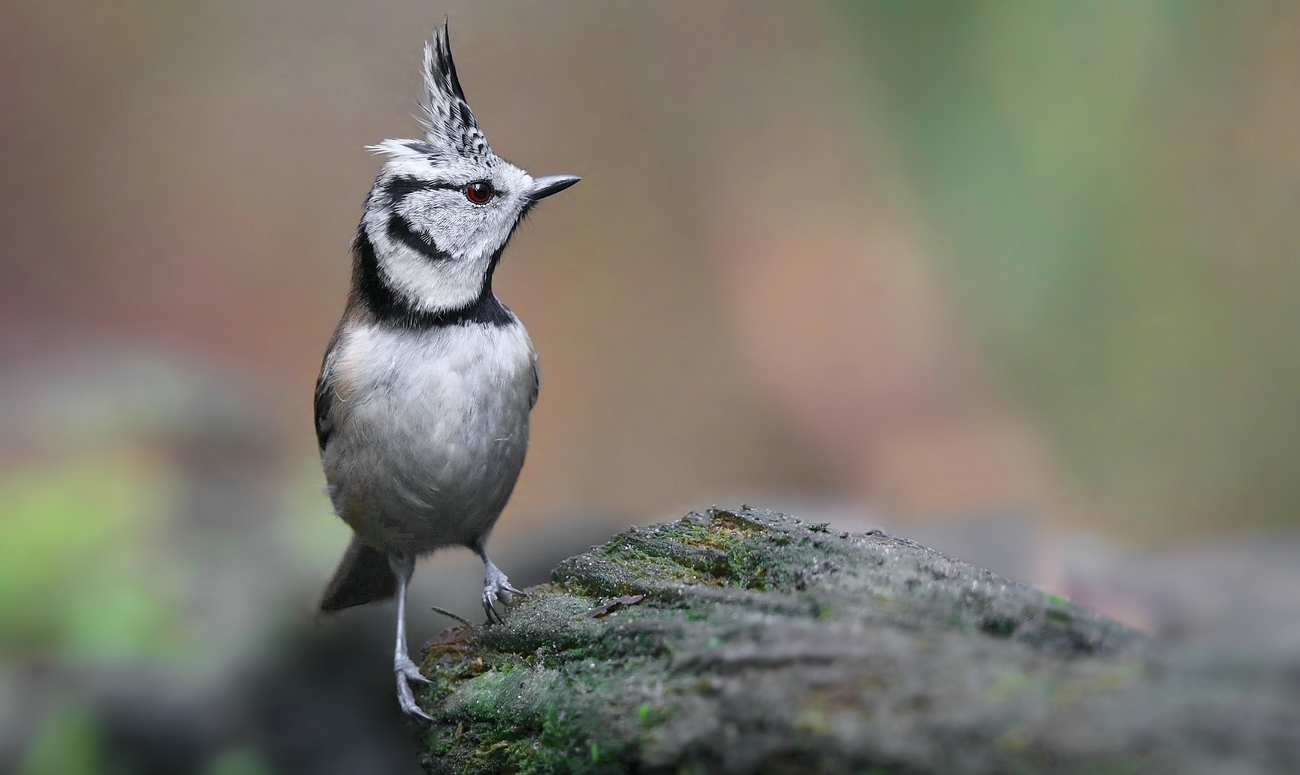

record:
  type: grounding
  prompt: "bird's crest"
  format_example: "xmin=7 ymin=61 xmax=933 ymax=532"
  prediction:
xmin=417 ymin=21 xmax=492 ymax=160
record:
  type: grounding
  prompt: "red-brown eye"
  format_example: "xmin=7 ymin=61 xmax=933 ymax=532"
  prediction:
xmin=465 ymin=181 xmax=493 ymax=204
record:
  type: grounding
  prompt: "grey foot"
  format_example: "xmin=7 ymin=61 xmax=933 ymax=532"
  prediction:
xmin=395 ymin=656 xmax=433 ymax=721
xmin=482 ymin=563 xmax=526 ymax=624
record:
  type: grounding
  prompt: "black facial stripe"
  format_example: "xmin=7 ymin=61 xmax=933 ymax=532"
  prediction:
xmin=386 ymin=214 xmax=454 ymax=263
xmin=352 ymin=227 xmax=401 ymax=323
xmin=351 ymin=227 xmax=514 ymax=330
xmin=380 ymin=175 xmax=460 ymax=206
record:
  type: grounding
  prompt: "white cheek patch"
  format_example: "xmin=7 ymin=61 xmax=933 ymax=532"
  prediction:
xmin=407 ymin=192 xmax=509 ymax=262
xmin=364 ymin=205 xmax=489 ymax=313
xmin=361 ymin=157 xmax=535 ymax=315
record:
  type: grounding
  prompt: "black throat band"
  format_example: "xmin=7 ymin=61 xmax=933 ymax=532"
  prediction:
xmin=350 ymin=226 xmax=513 ymax=329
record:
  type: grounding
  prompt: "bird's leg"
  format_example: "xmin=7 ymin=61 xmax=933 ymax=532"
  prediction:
xmin=388 ymin=550 xmax=433 ymax=721
xmin=474 ymin=540 xmax=526 ymax=624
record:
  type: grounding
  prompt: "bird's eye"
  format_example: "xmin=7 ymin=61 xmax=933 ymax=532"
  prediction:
xmin=465 ymin=181 xmax=494 ymax=204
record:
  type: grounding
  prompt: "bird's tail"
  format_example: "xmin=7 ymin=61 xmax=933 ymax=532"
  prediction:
xmin=319 ymin=536 xmax=397 ymax=611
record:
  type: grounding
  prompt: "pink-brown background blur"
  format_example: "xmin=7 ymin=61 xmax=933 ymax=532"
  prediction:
xmin=3 ymin=1 xmax=1300 ymax=770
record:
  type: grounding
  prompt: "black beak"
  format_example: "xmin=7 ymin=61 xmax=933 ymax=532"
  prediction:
xmin=529 ymin=174 xmax=581 ymax=201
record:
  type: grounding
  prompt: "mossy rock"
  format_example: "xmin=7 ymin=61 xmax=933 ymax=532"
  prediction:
xmin=414 ymin=507 xmax=1300 ymax=774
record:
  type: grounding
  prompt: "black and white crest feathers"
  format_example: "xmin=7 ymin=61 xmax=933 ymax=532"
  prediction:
xmin=418 ymin=21 xmax=492 ymax=160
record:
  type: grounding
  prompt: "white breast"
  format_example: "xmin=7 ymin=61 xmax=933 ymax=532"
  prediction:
xmin=322 ymin=320 xmax=537 ymax=554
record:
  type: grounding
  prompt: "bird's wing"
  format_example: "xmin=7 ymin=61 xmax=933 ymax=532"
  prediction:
xmin=529 ymin=351 xmax=540 ymax=410
xmin=314 ymin=327 xmax=344 ymax=453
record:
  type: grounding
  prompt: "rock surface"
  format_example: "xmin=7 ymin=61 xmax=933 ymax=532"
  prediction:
xmin=414 ymin=507 xmax=1300 ymax=774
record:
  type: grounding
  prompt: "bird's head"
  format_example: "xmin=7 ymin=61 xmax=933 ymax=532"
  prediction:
xmin=356 ymin=21 xmax=579 ymax=319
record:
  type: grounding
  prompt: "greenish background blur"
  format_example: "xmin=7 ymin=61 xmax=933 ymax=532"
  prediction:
xmin=2 ymin=1 xmax=1298 ymax=772
xmin=848 ymin=1 xmax=1300 ymax=539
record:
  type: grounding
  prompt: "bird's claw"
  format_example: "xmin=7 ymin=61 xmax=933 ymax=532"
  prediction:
xmin=481 ymin=567 xmax=527 ymax=625
xmin=397 ymin=656 xmax=431 ymax=683
xmin=482 ymin=588 xmax=506 ymax=624
xmin=395 ymin=657 xmax=434 ymax=721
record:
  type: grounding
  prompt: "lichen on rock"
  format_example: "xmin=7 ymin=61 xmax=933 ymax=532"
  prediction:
xmin=415 ymin=507 xmax=1300 ymax=774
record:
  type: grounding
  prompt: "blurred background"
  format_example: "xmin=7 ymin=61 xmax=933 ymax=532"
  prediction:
xmin=3 ymin=1 xmax=1299 ymax=772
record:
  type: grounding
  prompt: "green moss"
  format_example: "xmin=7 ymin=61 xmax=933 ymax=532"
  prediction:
xmin=415 ymin=507 xmax=1149 ymax=775
xmin=982 ymin=617 xmax=1019 ymax=638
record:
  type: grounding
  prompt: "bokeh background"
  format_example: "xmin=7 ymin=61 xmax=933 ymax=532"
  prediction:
xmin=3 ymin=1 xmax=1300 ymax=772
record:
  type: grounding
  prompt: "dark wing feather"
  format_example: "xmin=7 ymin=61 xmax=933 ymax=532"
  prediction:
xmin=529 ymin=356 xmax=540 ymax=409
xmin=314 ymin=327 xmax=343 ymax=453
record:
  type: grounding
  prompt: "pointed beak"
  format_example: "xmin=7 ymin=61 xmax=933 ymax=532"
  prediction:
xmin=529 ymin=174 xmax=581 ymax=201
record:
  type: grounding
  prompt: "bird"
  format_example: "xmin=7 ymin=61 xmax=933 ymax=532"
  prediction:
xmin=312 ymin=21 xmax=579 ymax=720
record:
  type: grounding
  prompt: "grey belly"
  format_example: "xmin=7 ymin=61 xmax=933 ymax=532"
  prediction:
xmin=323 ymin=383 xmax=530 ymax=555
